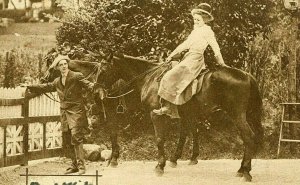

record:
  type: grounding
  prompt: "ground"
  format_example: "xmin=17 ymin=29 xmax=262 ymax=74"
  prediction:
xmin=0 ymin=158 xmax=300 ymax=185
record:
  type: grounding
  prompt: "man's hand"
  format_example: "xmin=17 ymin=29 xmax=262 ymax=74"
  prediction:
xmin=88 ymin=82 xmax=95 ymax=91
xmin=98 ymin=87 xmax=106 ymax=100
xmin=166 ymin=57 xmax=172 ymax=63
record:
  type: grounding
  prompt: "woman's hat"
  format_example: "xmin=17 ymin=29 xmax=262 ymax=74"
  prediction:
xmin=49 ymin=55 xmax=70 ymax=69
xmin=191 ymin=3 xmax=214 ymax=22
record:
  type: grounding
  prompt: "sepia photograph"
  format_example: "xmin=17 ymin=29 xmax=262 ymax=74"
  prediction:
xmin=0 ymin=0 xmax=300 ymax=184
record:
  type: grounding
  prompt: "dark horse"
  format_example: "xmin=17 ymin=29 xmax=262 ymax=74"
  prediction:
xmin=94 ymin=53 xmax=264 ymax=182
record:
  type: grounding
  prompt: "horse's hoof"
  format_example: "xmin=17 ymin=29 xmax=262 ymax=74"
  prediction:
xmin=110 ymin=159 xmax=118 ymax=168
xmin=188 ymin=159 xmax=198 ymax=165
xmin=235 ymin=172 xmax=243 ymax=177
xmin=169 ymin=161 xmax=177 ymax=168
xmin=154 ymin=165 xmax=164 ymax=176
xmin=242 ymin=173 xmax=252 ymax=182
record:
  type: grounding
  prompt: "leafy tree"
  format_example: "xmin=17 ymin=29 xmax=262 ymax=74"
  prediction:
xmin=56 ymin=0 xmax=273 ymax=67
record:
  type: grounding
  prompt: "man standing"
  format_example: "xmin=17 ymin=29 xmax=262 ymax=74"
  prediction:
xmin=27 ymin=55 xmax=94 ymax=175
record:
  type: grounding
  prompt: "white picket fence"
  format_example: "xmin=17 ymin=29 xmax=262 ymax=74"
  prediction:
xmin=0 ymin=87 xmax=60 ymax=118
xmin=0 ymin=87 xmax=25 ymax=118
xmin=0 ymin=87 xmax=62 ymax=167
xmin=28 ymin=92 xmax=60 ymax=117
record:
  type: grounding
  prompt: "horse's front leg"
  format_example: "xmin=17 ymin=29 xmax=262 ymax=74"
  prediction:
xmin=109 ymin=129 xmax=119 ymax=167
xmin=109 ymin=117 xmax=120 ymax=167
xmin=151 ymin=112 xmax=168 ymax=176
xmin=189 ymin=124 xmax=199 ymax=165
xmin=169 ymin=120 xmax=188 ymax=168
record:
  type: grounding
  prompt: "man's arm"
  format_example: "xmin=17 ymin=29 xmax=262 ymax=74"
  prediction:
xmin=27 ymin=80 xmax=57 ymax=94
xmin=77 ymin=73 xmax=94 ymax=91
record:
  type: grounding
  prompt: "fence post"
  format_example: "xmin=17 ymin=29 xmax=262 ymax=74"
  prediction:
xmin=22 ymin=97 xmax=29 ymax=166
xmin=38 ymin=53 xmax=43 ymax=79
xmin=3 ymin=126 xmax=7 ymax=167
xmin=43 ymin=122 xmax=46 ymax=158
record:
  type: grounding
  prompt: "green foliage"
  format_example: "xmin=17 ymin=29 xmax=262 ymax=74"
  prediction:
xmin=56 ymin=0 xmax=273 ymax=66
xmin=214 ymin=0 xmax=274 ymax=67
xmin=3 ymin=52 xmax=15 ymax=88
xmin=0 ymin=9 xmax=26 ymax=22
xmin=245 ymin=2 xmax=297 ymax=128
xmin=0 ymin=50 xmax=45 ymax=87
xmin=246 ymin=37 xmax=288 ymax=126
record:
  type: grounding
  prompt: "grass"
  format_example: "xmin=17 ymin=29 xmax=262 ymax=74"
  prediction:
xmin=0 ymin=22 xmax=60 ymax=52
xmin=0 ymin=22 xmax=60 ymax=86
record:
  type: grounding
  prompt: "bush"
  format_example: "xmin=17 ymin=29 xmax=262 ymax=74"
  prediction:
xmin=0 ymin=50 xmax=46 ymax=87
xmin=56 ymin=0 xmax=273 ymax=67
xmin=38 ymin=8 xmax=64 ymax=22
xmin=0 ymin=9 xmax=26 ymax=22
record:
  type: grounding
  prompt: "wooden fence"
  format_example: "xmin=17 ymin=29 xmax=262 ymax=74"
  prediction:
xmin=0 ymin=87 xmax=62 ymax=168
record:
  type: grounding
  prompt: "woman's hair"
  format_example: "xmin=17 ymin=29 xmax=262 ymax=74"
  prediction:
xmin=201 ymin=14 xmax=211 ymax=23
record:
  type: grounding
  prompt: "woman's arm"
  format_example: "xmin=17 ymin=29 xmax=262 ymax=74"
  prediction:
xmin=167 ymin=33 xmax=193 ymax=61
xmin=206 ymin=28 xmax=227 ymax=66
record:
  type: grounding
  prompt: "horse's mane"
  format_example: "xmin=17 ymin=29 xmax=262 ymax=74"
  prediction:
xmin=113 ymin=55 xmax=161 ymax=78
xmin=70 ymin=59 xmax=99 ymax=67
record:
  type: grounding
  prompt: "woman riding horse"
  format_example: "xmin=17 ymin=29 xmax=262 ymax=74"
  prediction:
xmin=153 ymin=3 xmax=228 ymax=118
xmin=93 ymin=4 xmax=263 ymax=181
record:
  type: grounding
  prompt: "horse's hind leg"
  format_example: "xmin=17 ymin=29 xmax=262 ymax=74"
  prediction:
xmin=234 ymin=114 xmax=257 ymax=182
xmin=151 ymin=112 xmax=168 ymax=176
xmin=189 ymin=125 xmax=199 ymax=165
xmin=169 ymin=121 xmax=188 ymax=168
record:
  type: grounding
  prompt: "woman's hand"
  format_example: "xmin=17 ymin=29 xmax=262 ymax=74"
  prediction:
xmin=166 ymin=57 xmax=172 ymax=63
xmin=215 ymin=55 xmax=229 ymax=67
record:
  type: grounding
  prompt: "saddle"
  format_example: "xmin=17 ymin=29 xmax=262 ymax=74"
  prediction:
xmin=156 ymin=61 xmax=210 ymax=103
xmin=181 ymin=68 xmax=210 ymax=100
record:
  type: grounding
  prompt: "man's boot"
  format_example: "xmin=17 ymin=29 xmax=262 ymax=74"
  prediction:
xmin=75 ymin=143 xmax=86 ymax=175
xmin=64 ymin=146 xmax=79 ymax=174
xmin=153 ymin=100 xmax=180 ymax=119
xmin=65 ymin=158 xmax=79 ymax=174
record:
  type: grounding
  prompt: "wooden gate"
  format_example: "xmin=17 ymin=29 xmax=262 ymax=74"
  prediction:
xmin=0 ymin=87 xmax=62 ymax=167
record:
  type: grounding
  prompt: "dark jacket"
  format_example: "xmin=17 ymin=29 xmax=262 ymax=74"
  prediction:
xmin=29 ymin=70 xmax=93 ymax=131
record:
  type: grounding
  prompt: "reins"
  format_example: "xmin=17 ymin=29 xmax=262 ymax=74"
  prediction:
xmin=106 ymin=89 xmax=134 ymax=99
xmin=43 ymin=92 xmax=60 ymax=103
xmin=106 ymin=61 xmax=169 ymax=97
xmin=41 ymin=57 xmax=168 ymax=119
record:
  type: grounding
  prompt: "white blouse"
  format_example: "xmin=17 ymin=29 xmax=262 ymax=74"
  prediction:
xmin=169 ymin=24 xmax=221 ymax=58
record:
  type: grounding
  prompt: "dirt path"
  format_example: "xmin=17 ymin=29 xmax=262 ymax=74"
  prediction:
xmin=1 ymin=158 xmax=300 ymax=185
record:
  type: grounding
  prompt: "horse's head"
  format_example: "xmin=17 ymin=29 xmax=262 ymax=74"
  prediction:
xmin=95 ymin=51 xmax=160 ymax=94
xmin=95 ymin=52 xmax=120 ymax=89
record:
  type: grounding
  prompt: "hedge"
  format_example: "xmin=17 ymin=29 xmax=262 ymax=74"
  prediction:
xmin=0 ymin=9 xmax=26 ymax=22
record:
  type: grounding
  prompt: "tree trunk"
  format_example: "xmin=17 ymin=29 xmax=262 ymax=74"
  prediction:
xmin=288 ymin=17 xmax=299 ymax=154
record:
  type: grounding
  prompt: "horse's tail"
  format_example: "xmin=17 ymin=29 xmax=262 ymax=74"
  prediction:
xmin=247 ymin=75 xmax=264 ymax=151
